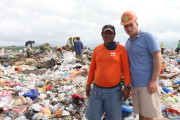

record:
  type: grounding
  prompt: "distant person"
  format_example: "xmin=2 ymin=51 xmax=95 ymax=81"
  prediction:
xmin=25 ymin=40 xmax=35 ymax=48
xmin=56 ymin=46 xmax=63 ymax=56
xmin=160 ymin=41 xmax=165 ymax=55
xmin=85 ymin=24 xmax=131 ymax=120
xmin=74 ymin=37 xmax=84 ymax=63
xmin=120 ymin=10 xmax=162 ymax=120
xmin=25 ymin=40 xmax=35 ymax=58
xmin=175 ymin=40 xmax=180 ymax=54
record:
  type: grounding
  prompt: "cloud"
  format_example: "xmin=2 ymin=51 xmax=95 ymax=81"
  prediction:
xmin=0 ymin=0 xmax=180 ymax=49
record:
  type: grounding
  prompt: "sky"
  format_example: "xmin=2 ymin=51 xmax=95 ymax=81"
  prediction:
xmin=0 ymin=0 xmax=180 ymax=49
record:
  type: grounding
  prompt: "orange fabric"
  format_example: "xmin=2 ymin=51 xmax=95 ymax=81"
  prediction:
xmin=87 ymin=43 xmax=131 ymax=87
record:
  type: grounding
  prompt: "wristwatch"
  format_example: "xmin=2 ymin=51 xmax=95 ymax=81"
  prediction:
xmin=124 ymin=85 xmax=131 ymax=89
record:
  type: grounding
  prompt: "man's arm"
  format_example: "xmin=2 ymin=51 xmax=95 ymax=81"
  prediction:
xmin=148 ymin=51 xmax=162 ymax=94
xmin=121 ymin=47 xmax=131 ymax=100
xmin=74 ymin=41 xmax=76 ymax=49
xmin=86 ymin=50 xmax=96 ymax=97
xmin=81 ymin=41 xmax=83 ymax=49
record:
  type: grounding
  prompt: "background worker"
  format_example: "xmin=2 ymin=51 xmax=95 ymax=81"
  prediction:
xmin=25 ymin=40 xmax=35 ymax=48
xmin=56 ymin=46 xmax=63 ymax=56
xmin=175 ymin=40 xmax=180 ymax=54
xmin=25 ymin=40 xmax=35 ymax=58
xmin=160 ymin=41 xmax=165 ymax=55
xmin=74 ymin=37 xmax=84 ymax=63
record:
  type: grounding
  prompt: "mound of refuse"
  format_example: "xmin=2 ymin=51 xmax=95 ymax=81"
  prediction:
xmin=0 ymin=49 xmax=179 ymax=120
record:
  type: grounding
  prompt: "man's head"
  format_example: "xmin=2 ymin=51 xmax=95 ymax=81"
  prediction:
xmin=77 ymin=37 xmax=80 ymax=40
xmin=101 ymin=24 xmax=116 ymax=36
xmin=121 ymin=10 xmax=139 ymax=39
xmin=101 ymin=24 xmax=115 ymax=45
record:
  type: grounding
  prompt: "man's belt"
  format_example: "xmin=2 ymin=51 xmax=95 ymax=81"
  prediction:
xmin=94 ymin=83 xmax=120 ymax=89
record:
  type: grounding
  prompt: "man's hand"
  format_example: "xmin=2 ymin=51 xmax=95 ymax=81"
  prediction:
xmin=149 ymin=51 xmax=161 ymax=94
xmin=86 ymin=85 xmax=91 ymax=98
xmin=148 ymin=80 xmax=158 ymax=94
xmin=122 ymin=87 xmax=131 ymax=101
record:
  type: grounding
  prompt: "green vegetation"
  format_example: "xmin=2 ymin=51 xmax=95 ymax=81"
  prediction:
xmin=0 ymin=46 xmax=25 ymax=51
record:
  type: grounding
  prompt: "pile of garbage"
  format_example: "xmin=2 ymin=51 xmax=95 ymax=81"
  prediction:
xmin=121 ymin=52 xmax=180 ymax=120
xmin=0 ymin=48 xmax=179 ymax=120
xmin=159 ymin=53 xmax=180 ymax=119
xmin=0 ymin=51 xmax=90 ymax=120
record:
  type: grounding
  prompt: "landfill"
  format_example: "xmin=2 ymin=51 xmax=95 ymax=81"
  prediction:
xmin=0 ymin=47 xmax=179 ymax=120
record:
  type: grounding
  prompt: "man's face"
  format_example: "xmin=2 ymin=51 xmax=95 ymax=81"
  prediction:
xmin=102 ymin=30 xmax=115 ymax=44
xmin=124 ymin=21 xmax=138 ymax=38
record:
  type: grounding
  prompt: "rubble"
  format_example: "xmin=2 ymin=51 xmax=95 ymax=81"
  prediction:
xmin=0 ymin=50 xmax=90 ymax=120
xmin=0 ymin=48 xmax=179 ymax=120
xmin=159 ymin=51 xmax=180 ymax=119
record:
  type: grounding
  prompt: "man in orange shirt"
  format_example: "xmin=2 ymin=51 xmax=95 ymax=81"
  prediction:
xmin=85 ymin=24 xmax=131 ymax=120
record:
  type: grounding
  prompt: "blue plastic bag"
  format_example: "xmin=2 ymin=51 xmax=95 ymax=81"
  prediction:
xmin=23 ymin=89 xmax=40 ymax=100
xmin=122 ymin=105 xmax=133 ymax=117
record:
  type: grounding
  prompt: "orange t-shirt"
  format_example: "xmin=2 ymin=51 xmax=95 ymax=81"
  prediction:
xmin=87 ymin=43 xmax=131 ymax=87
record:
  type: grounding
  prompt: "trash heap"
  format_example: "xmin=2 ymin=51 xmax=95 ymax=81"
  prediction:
xmin=159 ymin=55 xmax=180 ymax=120
xmin=0 ymin=49 xmax=179 ymax=120
xmin=122 ymin=53 xmax=180 ymax=120
xmin=0 ymin=51 xmax=89 ymax=120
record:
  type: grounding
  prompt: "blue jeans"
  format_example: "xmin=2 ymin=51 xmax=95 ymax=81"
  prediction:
xmin=85 ymin=84 xmax=122 ymax=120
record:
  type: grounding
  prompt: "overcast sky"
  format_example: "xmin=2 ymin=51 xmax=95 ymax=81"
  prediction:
xmin=0 ymin=0 xmax=180 ymax=49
